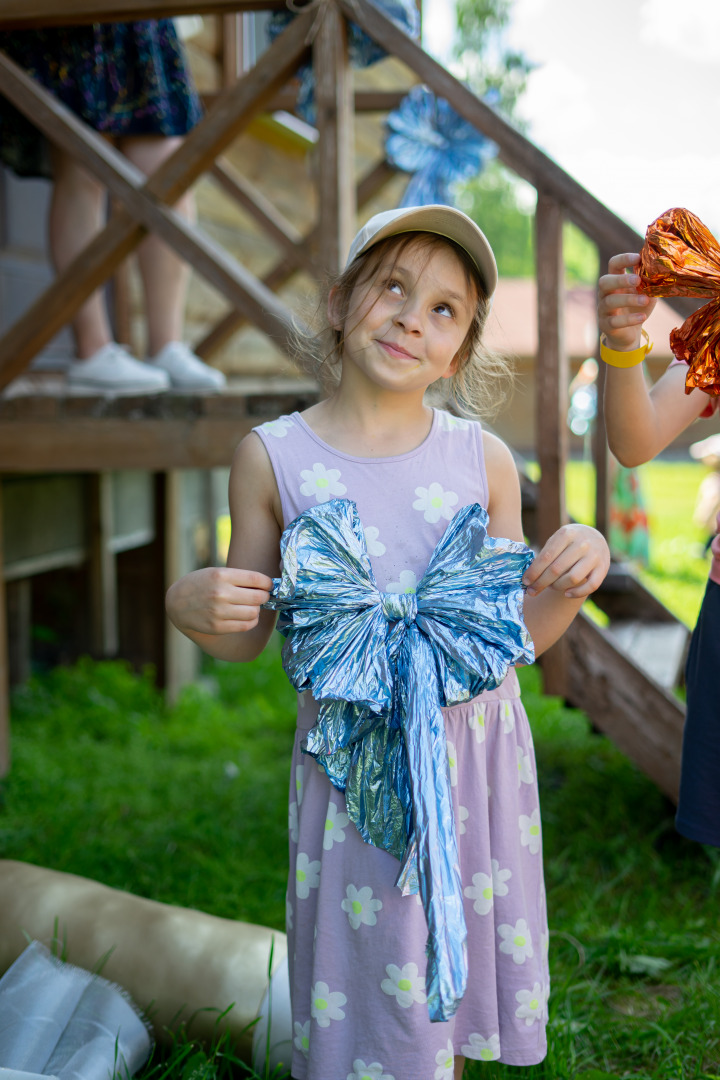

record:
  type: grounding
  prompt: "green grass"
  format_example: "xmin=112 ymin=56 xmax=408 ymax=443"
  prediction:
xmin=566 ymin=460 xmax=710 ymax=628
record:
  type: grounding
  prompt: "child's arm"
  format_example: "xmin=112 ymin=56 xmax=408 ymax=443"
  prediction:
xmin=599 ymin=252 xmax=710 ymax=465
xmin=165 ymin=434 xmax=282 ymax=662
xmin=483 ymin=432 xmax=610 ymax=656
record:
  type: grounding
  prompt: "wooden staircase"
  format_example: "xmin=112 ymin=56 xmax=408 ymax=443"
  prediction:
xmin=521 ymin=473 xmax=687 ymax=801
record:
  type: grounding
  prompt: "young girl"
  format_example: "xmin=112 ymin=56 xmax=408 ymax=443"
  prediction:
xmin=598 ymin=252 xmax=720 ymax=849
xmin=166 ymin=205 xmax=609 ymax=1079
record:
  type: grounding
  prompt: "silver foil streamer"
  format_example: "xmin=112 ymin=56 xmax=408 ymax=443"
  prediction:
xmin=264 ymin=498 xmax=534 ymax=1021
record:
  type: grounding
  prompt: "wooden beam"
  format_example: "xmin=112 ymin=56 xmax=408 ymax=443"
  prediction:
xmin=535 ymin=194 xmax=567 ymax=544
xmin=163 ymin=471 xmax=200 ymax=702
xmin=314 ymin=0 xmax=356 ymax=274
xmin=593 ymin=245 xmax=614 ymax=540
xmin=535 ymin=193 xmax=568 ymax=697
xmin=566 ymin=612 xmax=684 ymax=802
xmin=0 ymin=11 xmax=315 ymax=384
xmin=0 ymin=1 xmax=288 ymax=29
xmin=88 ymin=473 xmax=119 ymax=657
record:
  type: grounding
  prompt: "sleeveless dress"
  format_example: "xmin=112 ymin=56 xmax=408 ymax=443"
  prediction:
xmin=254 ymin=409 xmax=549 ymax=1080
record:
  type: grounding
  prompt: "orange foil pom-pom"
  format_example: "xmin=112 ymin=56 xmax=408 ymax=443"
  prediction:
xmin=637 ymin=207 xmax=720 ymax=395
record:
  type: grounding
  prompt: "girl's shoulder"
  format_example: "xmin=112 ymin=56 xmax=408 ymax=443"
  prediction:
xmin=434 ymin=408 xmax=482 ymax=434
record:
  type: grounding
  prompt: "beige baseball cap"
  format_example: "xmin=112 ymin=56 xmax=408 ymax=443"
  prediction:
xmin=345 ymin=205 xmax=498 ymax=298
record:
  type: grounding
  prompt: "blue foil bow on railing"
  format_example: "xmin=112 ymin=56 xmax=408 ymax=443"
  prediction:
xmin=264 ymin=498 xmax=534 ymax=1020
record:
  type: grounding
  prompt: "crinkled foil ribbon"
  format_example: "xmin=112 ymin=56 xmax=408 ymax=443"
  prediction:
xmin=263 ymin=498 xmax=534 ymax=1021
xmin=637 ymin=207 xmax=720 ymax=395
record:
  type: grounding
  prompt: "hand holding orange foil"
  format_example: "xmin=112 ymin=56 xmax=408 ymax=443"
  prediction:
xmin=637 ymin=207 xmax=720 ymax=396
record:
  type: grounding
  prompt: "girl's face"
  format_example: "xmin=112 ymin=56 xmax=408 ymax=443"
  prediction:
xmin=329 ymin=237 xmax=477 ymax=397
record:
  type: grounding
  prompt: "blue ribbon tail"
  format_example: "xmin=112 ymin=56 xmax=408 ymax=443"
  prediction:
xmin=401 ymin=630 xmax=468 ymax=1021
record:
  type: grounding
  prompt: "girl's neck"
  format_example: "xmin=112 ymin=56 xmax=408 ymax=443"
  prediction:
xmin=301 ymin=386 xmax=435 ymax=458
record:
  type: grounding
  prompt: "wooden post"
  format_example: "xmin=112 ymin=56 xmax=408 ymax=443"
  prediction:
xmin=593 ymin=246 xmax=613 ymax=539
xmin=221 ymin=13 xmax=242 ymax=86
xmin=163 ymin=470 xmax=200 ymax=702
xmin=88 ymin=473 xmax=119 ymax=657
xmin=0 ymin=484 xmax=9 ymax=777
xmin=535 ymin=193 xmax=569 ymax=696
xmin=314 ymin=0 xmax=356 ymax=273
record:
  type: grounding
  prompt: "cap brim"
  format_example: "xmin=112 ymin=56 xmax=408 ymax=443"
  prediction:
xmin=347 ymin=205 xmax=498 ymax=298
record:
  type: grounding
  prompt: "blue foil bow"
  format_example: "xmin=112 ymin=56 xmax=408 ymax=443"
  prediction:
xmin=264 ymin=498 xmax=534 ymax=1020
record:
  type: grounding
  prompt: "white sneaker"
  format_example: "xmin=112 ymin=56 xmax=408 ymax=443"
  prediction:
xmin=66 ymin=343 xmax=170 ymax=395
xmin=148 ymin=341 xmax=227 ymax=393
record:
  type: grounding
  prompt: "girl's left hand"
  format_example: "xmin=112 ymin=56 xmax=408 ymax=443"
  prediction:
xmin=523 ymin=523 xmax=610 ymax=599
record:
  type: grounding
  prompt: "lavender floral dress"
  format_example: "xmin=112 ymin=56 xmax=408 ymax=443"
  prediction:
xmin=255 ymin=410 xmax=550 ymax=1080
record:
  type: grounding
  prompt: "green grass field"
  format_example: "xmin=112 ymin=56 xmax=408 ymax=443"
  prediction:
xmin=2 ymin=461 xmax=719 ymax=1079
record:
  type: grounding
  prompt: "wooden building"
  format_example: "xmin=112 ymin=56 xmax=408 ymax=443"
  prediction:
xmin=0 ymin=0 xmax=698 ymax=803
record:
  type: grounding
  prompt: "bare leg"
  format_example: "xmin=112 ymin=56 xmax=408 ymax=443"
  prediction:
xmin=454 ymin=1056 xmax=465 ymax=1079
xmin=120 ymin=134 xmax=195 ymax=357
xmin=49 ymin=147 xmax=113 ymax=359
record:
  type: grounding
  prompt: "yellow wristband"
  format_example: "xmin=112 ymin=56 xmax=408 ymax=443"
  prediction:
xmin=600 ymin=329 xmax=653 ymax=368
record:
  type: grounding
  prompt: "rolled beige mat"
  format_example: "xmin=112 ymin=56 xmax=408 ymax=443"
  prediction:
xmin=0 ymin=860 xmax=288 ymax=1054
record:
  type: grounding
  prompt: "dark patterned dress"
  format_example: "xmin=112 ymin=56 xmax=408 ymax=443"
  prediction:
xmin=0 ymin=20 xmax=202 ymax=178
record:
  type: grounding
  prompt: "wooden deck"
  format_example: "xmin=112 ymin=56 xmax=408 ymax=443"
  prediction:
xmin=0 ymin=377 xmax=318 ymax=471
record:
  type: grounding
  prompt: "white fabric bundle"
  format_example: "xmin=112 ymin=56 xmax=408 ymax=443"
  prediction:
xmin=0 ymin=940 xmax=151 ymax=1080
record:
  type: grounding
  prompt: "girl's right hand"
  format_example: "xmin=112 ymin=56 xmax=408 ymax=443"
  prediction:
xmin=598 ymin=252 xmax=656 ymax=351
xmin=165 ymin=566 xmax=274 ymax=636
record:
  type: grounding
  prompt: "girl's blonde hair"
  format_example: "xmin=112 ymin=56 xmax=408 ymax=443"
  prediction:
xmin=292 ymin=230 xmax=514 ymax=420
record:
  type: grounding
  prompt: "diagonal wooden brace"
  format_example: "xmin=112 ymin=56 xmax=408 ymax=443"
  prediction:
xmin=0 ymin=7 xmax=315 ymax=387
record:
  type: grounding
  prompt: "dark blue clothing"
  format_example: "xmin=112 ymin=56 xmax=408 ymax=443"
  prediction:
xmin=0 ymin=21 xmax=202 ymax=179
xmin=676 ymin=579 xmax=720 ymax=846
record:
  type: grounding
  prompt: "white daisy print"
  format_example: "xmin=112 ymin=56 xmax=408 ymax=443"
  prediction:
xmin=299 ymin=462 xmax=347 ymax=503
xmin=458 ymin=805 xmax=469 ymax=835
xmin=517 ymin=745 xmax=534 ymax=787
xmin=311 ymin=981 xmax=347 ymax=1027
xmin=386 ymin=569 xmax=417 ymax=594
xmin=259 ymin=415 xmax=294 ymax=438
xmin=515 ymin=982 xmax=545 ymax=1026
xmin=461 ymin=1033 xmax=501 ymax=1061
xmin=347 ymin=1061 xmax=395 ymax=1080
xmin=413 ymin=482 xmax=459 ymax=523
xmin=519 ymin=808 xmax=542 ymax=855
xmin=464 ymin=871 xmax=494 ymax=915
xmin=468 ymin=703 xmax=486 ymax=744
xmin=341 ymin=884 xmax=383 ymax=929
xmin=541 ymin=931 xmax=550 ymax=957
xmin=295 ymin=764 xmax=305 ymax=806
xmin=434 ymin=1039 xmax=454 ymax=1080
xmin=438 ymin=411 xmax=470 ymax=432
xmin=288 ymin=801 xmax=299 ymax=843
xmin=446 ymin=740 xmax=458 ymax=787
xmin=364 ymin=526 xmax=386 ymax=557
xmin=293 ymin=1019 xmax=310 ymax=1056
xmin=381 ymin=963 xmax=427 ymax=1008
xmin=491 ymin=858 xmax=511 ymax=897
xmin=501 ymin=700 xmax=515 ymax=733
xmin=323 ymin=801 xmax=350 ymax=850
xmin=295 ymin=852 xmax=321 ymax=898
xmin=498 ymin=918 xmax=534 ymax=964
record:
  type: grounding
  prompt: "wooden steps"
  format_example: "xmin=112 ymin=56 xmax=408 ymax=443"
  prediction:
xmin=520 ymin=470 xmax=687 ymax=801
